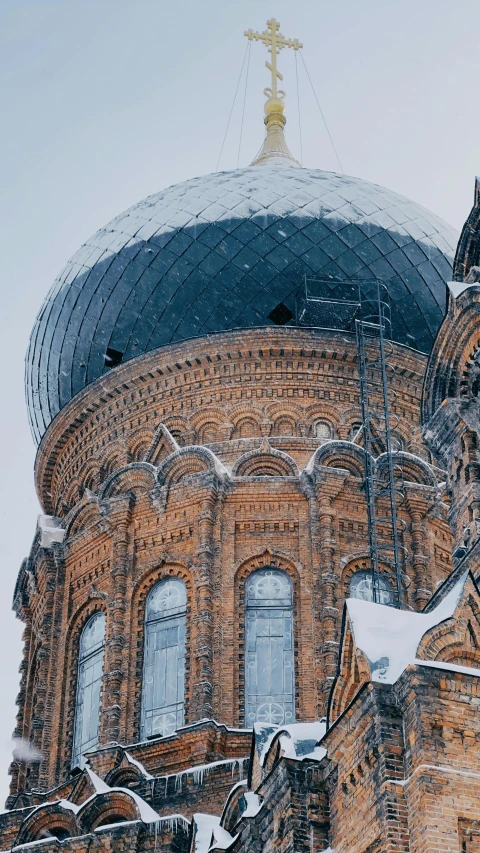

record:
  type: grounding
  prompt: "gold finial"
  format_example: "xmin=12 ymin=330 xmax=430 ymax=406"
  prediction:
xmin=244 ymin=18 xmax=303 ymax=168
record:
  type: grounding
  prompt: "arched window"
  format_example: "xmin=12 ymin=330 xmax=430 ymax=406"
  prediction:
xmin=349 ymin=570 xmax=393 ymax=606
xmin=141 ymin=578 xmax=186 ymax=739
xmin=245 ymin=569 xmax=294 ymax=727
xmin=72 ymin=612 xmax=105 ymax=768
xmin=314 ymin=420 xmax=333 ymax=440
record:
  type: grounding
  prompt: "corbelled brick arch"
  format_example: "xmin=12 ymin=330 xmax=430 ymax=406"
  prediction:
xmin=453 ymin=177 xmax=480 ymax=282
xmin=327 ymin=613 xmax=370 ymax=727
xmin=99 ymin=463 xmax=157 ymax=501
xmin=232 ymin=444 xmax=299 ymax=477
xmin=307 ymin=440 xmax=366 ymax=477
xmin=128 ymin=429 xmax=155 ymax=462
xmin=14 ymin=802 xmax=78 ymax=845
xmin=422 ymin=284 xmax=480 ymax=562
xmin=77 ymin=790 xmax=140 ymax=832
xmin=422 ymin=286 xmax=480 ymax=426
xmin=417 ymin=574 xmax=480 ymax=666
xmin=65 ymin=497 xmax=101 ymax=538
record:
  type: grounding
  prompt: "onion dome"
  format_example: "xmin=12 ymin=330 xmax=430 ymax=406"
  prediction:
xmin=26 ymin=22 xmax=458 ymax=443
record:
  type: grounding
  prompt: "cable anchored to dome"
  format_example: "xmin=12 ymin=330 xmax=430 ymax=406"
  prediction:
xmin=216 ymin=41 xmax=251 ymax=171
xmin=299 ymin=50 xmax=344 ymax=175
xmin=294 ymin=51 xmax=304 ymax=166
xmin=237 ymin=41 xmax=251 ymax=168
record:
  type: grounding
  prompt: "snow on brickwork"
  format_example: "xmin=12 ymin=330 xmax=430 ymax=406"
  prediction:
xmin=346 ymin=571 xmax=468 ymax=684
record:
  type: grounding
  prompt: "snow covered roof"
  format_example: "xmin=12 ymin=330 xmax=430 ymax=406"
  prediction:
xmin=447 ymin=280 xmax=480 ymax=299
xmin=346 ymin=571 xmax=469 ymax=685
xmin=83 ymin=768 xmax=160 ymax=823
xmin=192 ymin=813 xmax=237 ymax=853
xmin=255 ymin=720 xmax=327 ymax=766
xmin=124 ymin=751 xmax=154 ymax=780
xmin=241 ymin=792 xmax=262 ymax=818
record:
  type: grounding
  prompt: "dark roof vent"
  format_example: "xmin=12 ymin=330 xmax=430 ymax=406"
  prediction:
xmin=104 ymin=347 xmax=123 ymax=368
xmin=269 ymin=302 xmax=293 ymax=326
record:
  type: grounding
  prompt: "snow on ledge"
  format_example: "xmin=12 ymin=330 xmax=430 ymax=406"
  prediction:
xmin=414 ymin=659 xmax=480 ymax=679
xmin=257 ymin=720 xmax=327 ymax=766
xmin=85 ymin=767 xmax=160 ymax=823
xmin=447 ymin=280 xmax=480 ymax=299
xmin=124 ymin=751 xmax=154 ymax=780
xmin=192 ymin=813 xmax=237 ymax=853
xmin=37 ymin=515 xmax=65 ymax=548
xmin=242 ymin=791 xmax=262 ymax=817
xmin=347 ymin=571 xmax=468 ymax=685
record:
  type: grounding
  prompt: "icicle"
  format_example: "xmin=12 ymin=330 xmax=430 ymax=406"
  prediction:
xmin=192 ymin=766 xmax=206 ymax=785
xmin=151 ymin=815 xmax=190 ymax=837
xmin=162 ymin=757 xmax=249 ymax=791
xmin=238 ymin=757 xmax=246 ymax=781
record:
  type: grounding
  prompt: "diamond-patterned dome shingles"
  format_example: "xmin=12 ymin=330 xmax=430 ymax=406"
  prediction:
xmin=26 ymin=166 xmax=458 ymax=443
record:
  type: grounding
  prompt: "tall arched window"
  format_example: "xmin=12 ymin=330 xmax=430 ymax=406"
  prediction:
xmin=141 ymin=578 xmax=186 ymax=739
xmin=350 ymin=570 xmax=393 ymax=605
xmin=245 ymin=568 xmax=294 ymax=727
xmin=72 ymin=612 xmax=105 ymax=768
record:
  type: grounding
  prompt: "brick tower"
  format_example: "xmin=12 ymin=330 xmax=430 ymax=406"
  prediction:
xmin=3 ymin=20 xmax=480 ymax=853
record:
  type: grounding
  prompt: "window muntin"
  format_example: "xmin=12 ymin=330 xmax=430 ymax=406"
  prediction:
xmin=72 ymin=612 xmax=105 ymax=768
xmin=141 ymin=578 xmax=186 ymax=739
xmin=245 ymin=569 xmax=295 ymax=727
xmin=349 ymin=570 xmax=393 ymax=605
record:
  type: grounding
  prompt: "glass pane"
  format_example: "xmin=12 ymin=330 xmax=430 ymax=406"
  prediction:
xmin=245 ymin=569 xmax=295 ymax=727
xmin=79 ymin=611 xmax=105 ymax=656
xmin=350 ymin=570 xmax=393 ymax=605
xmin=246 ymin=568 xmax=292 ymax=607
xmin=72 ymin=613 xmax=105 ymax=768
xmin=141 ymin=579 xmax=186 ymax=739
xmin=146 ymin=578 xmax=186 ymax=620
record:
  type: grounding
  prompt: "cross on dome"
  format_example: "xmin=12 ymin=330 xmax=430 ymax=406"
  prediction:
xmin=244 ymin=17 xmax=303 ymax=102
xmin=244 ymin=18 xmax=303 ymax=168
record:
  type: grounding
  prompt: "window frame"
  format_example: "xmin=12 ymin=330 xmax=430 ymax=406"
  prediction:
xmin=72 ymin=611 xmax=106 ymax=769
xmin=244 ymin=568 xmax=295 ymax=728
xmin=140 ymin=577 xmax=187 ymax=740
xmin=349 ymin=569 xmax=394 ymax=606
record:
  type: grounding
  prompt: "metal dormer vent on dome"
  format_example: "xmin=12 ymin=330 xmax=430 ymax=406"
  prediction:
xmin=244 ymin=18 xmax=302 ymax=168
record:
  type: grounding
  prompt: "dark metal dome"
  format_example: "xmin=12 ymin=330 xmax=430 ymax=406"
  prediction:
xmin=26 ymin=165 xmax=458 ymax=443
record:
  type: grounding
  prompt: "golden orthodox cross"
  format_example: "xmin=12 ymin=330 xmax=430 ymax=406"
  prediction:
xmin=244 ymin=18 xmax=303 ymax=101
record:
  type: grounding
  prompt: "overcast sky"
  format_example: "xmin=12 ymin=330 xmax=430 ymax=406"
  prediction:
xmin=0 ymin=0 xmax=479 ymax=806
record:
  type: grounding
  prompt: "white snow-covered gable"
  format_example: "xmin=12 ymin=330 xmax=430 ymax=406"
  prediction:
xmin=257 ymin=720 xmax=327 ymax=766
xmin=84 ymin=767 xmax=160 ymax=823
xmin=37 ymin=514 xmax=65 ymax=548
xmin=192 ymin=813 xmax=236 ymax=853
xmin=124 ymin=751 xmax=154 ymax=780
xmin=447 ymin=280 xmax=480 ymax=298
xmin=346 ymin=571 xmax=469 ymax=685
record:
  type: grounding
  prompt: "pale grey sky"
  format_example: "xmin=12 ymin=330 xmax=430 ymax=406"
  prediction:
xmin=0 ymin=0 xmax=479 ymax=805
